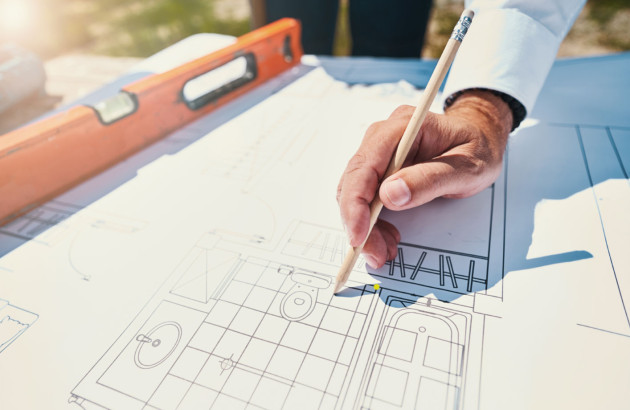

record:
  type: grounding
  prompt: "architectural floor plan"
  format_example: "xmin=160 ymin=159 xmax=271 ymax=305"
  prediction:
xmin=0 ymin=53 xmax=629 ymax=409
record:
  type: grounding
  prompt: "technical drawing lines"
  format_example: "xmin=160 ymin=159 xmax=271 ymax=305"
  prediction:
xmin=0 ymin=199 xmax=148 ymax=248
xmin=575 ymin=124 xmax=630 ymax=328
xmin=70 ymin=225 xmax=490 ymax=409
xmin=576 ymin=323 xmax=630 ymax=339
xmin=162 ymin=261 xmax=377 ymax=410
xmin=382 ymin=243 xmax=488 ymax=295
xmin=466 ymin=261 xmax=476 ymax=293
xmin=358 ymin=292 xmax=472 ymax=410
xmin=0 ymin=200 xmax=78 ymax=245
xmin=201 ymin=103 xmax=318 ymax=192
xmin=280 ymin=271 xmax=331 ymax=322
xmin=170 ymin=245 xmax=241 ymax=304
xmin=72 ymin=245 xmax=381 ymax=409
xmin=0 ymin=299 xmax=38 ymax=354
xmin=410 ymin=252 xmax=426 ymax=281
xmin=282 ymin=221 xmax=367 ymax=270
xmin=604 ymin=127 xmax=629 ymax=180
xmin=134 ymin=321 xmax=183 ymax=369
xmin=97 ymin=301 xmax=206 ymax=404
xmin=65 ymin=210 xmax=148 ymax=282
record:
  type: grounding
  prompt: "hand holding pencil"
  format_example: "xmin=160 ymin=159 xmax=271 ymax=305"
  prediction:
xmin=335 ymin=9 xmax=514 ymax=292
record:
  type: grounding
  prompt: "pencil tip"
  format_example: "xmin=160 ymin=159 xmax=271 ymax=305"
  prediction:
xmin=333 ymin=281 xmax=344 ymax=294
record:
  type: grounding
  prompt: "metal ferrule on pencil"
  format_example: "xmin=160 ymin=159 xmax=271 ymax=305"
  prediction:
xmin=451 ymin=14 xmax=473 ymax=42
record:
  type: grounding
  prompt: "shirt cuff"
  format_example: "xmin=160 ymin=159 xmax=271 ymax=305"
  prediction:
xmin=442 ymin=8 xmax=562 ymax=115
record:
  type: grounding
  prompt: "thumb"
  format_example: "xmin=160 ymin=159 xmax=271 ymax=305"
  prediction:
xmin=379 ymin=155 xmax=474 ymax=211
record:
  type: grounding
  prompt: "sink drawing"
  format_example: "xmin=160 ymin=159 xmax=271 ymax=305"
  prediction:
xmin=134 ymin=321 xmax=182 ymax=369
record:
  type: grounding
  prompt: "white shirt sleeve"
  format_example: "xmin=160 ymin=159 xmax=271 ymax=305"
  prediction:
xmin=442 ymin=0 xmax=586 ymax=115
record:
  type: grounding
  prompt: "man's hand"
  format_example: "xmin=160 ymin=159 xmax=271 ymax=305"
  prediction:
xmin=336 ymin=90 xmax=513 ymax=268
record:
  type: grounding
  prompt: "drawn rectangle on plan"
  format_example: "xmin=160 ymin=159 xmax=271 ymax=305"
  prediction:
xmin=365 ymin=363 xmax=410 ymax=406
xmin=358 ymin=291 xmax=474 ymax=410
xmin=378 ymin=326 xmax=418 ymax=362
xmin=0 ymin=299 xmax=38 ymax=354
xmin=282 ymin=221 xmax=364 ymax=268
xmin=0 ymin=201 xmax=78 ymax=244
xmin=97 ymin=301 xmax=206 ymax=403
xmin=169 ymin=242 xmax=240 ymax=304
xmin=416 ymin=376 xmax=458 ymax=410
xmin=423 ymin=336 xmax=465 ymax=376
xmin=384 ymin=243 xmax=489 ymax=294
xmin=73 ymin=231 xmax=382 ymax=409
xmin=282 ymin=181 xmax=502 ymax=298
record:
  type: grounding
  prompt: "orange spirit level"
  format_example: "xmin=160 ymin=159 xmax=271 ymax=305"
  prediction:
xmin=0 ymin=18 xmax=302 ymax=225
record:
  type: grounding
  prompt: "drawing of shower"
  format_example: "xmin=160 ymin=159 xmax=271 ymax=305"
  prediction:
xmin=134 ymin=321 xmax=182 ymax=369
xmin=363 ymin=296 xmax=467 ymax=409
xmin=280 ymin=270 xmax=331 ymax=321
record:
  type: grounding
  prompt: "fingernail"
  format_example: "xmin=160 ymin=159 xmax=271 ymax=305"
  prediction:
xmin=365 ymin=255 xmax=378 ymax=269
xmin=383 ymin=179 xmax=411 ymax=207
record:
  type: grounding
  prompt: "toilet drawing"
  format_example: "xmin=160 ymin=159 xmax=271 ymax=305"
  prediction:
xmin=280 ymin=270 xmax=331 ymax=321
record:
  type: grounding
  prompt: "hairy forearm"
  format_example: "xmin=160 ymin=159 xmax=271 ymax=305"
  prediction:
xmin=445 ymin=90 xmax=512 ymax=165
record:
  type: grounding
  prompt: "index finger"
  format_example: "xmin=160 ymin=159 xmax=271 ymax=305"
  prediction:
xmin=337 ymin=108 xmax=412 ymax=246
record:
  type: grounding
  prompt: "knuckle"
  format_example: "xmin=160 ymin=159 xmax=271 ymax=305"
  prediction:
xmin=365 ymin=121 xmax=384 ymax=138
xmin=391 ymin=105 xmax=414 ymax=118
xmin=346 ymin=153 xmax=368 ymax=176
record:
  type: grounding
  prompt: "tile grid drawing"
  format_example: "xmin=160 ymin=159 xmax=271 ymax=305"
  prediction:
xmin=68 ymin=160 xmax=506 ymax=408
xmin=80 ymin=251 xmax=381 ymax=410
xmin=71 ymin=229 xmax=488 ymax=410
xmin=163 ymin=260 xmax=376 ymax=410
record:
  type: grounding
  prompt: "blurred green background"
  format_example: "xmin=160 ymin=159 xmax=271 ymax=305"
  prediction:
xmin=420 ymin=0 xmax=630 ymax=58
xmin=0 ymin=0 xmax=628 ymax=134
xmin=0 ymin=0 xmax=249 ymax=58
xmin=0 ymin=0 xmax=629 ymax=60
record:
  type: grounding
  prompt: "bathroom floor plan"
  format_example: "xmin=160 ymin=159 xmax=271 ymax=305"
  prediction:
xmin=70 ymin=231 xmax=486 ymax=410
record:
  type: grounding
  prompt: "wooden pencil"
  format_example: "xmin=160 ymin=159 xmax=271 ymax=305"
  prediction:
xmin=334 ymin=9 xmax=475 ymax=294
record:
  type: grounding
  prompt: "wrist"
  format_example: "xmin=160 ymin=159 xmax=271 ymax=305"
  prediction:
xmin=445 ymin=89 xmax=513 ymax=140
xmin=445 ymin=88 xmax=526 ymax=132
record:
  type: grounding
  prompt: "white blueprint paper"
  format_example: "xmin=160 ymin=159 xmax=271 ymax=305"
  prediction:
xmin=0 ymin=60 xmax=629 ymax=410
